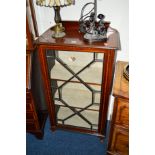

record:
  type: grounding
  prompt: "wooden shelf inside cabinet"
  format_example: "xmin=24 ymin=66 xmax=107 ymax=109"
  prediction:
xmin=107 ymin=61 xmax=129 ymax=155
xmin=35 ymin=21 xmax=120 ymax=140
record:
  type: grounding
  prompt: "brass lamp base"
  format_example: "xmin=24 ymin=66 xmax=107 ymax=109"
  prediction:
xmin=51 ymin=6 xmax=66 ymax=38
xmin=51 ymin=23 xmax=66 ymax=38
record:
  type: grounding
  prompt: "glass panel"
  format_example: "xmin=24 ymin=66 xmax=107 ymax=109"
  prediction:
xmin=78 ymin=62 xmax=103 ymax=84
xmin=46 ymin=50 xmax=104 ymax=131
xmin=61 ymin=82 xmax=92 ymax=108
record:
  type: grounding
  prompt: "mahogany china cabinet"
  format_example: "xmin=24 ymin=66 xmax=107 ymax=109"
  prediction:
xmin=34 ymin=21 xmax=121 ymax=139
xmin=107 ymin=61 xmax=129 ymax=154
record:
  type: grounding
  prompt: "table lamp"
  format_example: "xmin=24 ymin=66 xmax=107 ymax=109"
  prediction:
xmin=36 ymin=0 xmax=75 ymax=38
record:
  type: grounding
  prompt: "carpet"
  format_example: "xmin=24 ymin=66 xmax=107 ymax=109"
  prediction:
xmin=26 ymin=117 xmax=110 ymax=155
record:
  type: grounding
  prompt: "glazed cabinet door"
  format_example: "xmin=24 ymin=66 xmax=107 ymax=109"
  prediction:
xmin=45 ymin=50 xmax=104 ymax=132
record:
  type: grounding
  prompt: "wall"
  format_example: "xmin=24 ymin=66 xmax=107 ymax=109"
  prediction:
xmin=34 ymin=0 xmax=128 ymax=61
xmin=32 ymin=0 xmax=129 ymax=119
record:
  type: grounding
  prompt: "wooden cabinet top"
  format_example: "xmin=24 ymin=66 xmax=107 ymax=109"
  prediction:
xmin=35 ymin=21 xmax=121 ymax=52
xmin=113 ymin=61 xmax=129 ymax=99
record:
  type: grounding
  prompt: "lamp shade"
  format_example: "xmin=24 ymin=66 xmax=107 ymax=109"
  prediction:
xmin=36 ymin=0 xmax=75 ymax=7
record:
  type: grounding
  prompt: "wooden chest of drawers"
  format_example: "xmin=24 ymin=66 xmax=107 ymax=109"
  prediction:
xmin=26 ymin=91 xmax=40 ymax=132
xmin=107 ymin=61 xmax=129 ymax=155
xmin=26 ymin=53 xmax=48 ymax=139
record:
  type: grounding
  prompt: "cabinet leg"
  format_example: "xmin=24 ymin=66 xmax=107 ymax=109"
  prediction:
xmin=100 ymin=137 xmax=104 ymax=143
xmin=35 ymin=132 xmax=43 ymax=140
xmin=51 ymin=126 xmax=56 ymax=132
